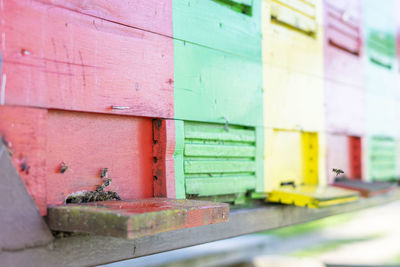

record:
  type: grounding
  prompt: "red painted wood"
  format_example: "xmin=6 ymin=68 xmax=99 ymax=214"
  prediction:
xmin=46 ymin=110 xmax=153 ymax=206
xmin=36 ymin=0 xmax=173 ymax=37
xmin=323 ymin=0 xmax=364 ymax=88
xmin=0 ymin=106 xmax=48 ymax=215
xmin=0 ymin=0 xmax=173 ymax=118
xmin=152 ymin=119 xmax=176 ymax=198
xmin=47 ymin=198 xmax=229 ymax=239
xmin=349 ymin=136 xmax=362 ymax=180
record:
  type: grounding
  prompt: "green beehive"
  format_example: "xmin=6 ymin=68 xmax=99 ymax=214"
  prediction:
xmin=173 ymin=0 xmax=263 ymax=202
xmin=368 ymin=136 xmax=398 ymax=182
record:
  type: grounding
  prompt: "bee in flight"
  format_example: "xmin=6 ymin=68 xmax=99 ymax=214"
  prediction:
xmin=332 ymin=168 xmax=344 ymax=176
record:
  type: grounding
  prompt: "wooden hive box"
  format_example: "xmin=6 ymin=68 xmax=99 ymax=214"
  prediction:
xmin=171 ymin=0 xmax=264 ymax=202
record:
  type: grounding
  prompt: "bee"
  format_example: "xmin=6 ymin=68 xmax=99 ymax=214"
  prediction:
xmin=96 ymin=178 xmax=112 ymax=192
xmin=100 ymin=168 xmax=109 ymax=179
xmin=332 ymin=168 xmax=344 ymax=176
xmin=59 ymin=162 xmax=68 ymax=173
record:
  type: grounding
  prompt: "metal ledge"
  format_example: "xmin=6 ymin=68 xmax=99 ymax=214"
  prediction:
xmin=1 ymin=190 xmax=400 ymax=267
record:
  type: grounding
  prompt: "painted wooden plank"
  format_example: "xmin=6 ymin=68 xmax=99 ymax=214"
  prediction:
xmin=185 ymin=176 xmax=257 ymax=196
xmin=173 ymin=0 xmax=261 ymax=59
xmin=46 ymin=110 xmax=153 ymax=206
xmin=324 ymin=79 xmax=365 ymax=136
xmin=0 ymin=106 xmax=48 ymax=215
xmin=184 ymin=144 xmax=256 ymax=158
xmin=349 ymin=136 xmax=363 ymax=180
xmin=263 ymin=64 xmax=324 ymax=131
xmin=185 ymin=122 xmax=256 ymax=142
xmin=255 ymin=126 xmax=264 ymax=192
xmin=262 ymin=0 xmax=323 ymax=78
xmin=153 ymin=119 xmax=176 ymax=198
xmin=0 ymin=0 xmax=173 ymax=118
xmin=36 ymin=0 xmax=173 ymax=36
xmin=184 ymin=160 xmax=256 ymax=174
xmin=174 ymin=40 xmax=263 ymax=127
xmin=264 ymin=129 xmax=303 ymax=191
xmin=332 ymin=178 xmax=395 ymax=197
xmin=325 ymin=134 xmax=350 ymax=184
xmin=47 ymin=199 xmax=229 ymax=239
xmin=302 ymin=132 xmax=319 ymax=185
xmin=323 ymin=0 xmax=364 ymax=88
xmin=367 ymin=136 xmax=398 ymax=181
xmin=270 ymin=0 xmax=317 ymax=35
xmin=174 ymin=120 xmax=186 ymax=199
xmin=0 ymin=141 xmax=53 ymax=251
xmin=268 ymin=185 xmax=359 ymax=208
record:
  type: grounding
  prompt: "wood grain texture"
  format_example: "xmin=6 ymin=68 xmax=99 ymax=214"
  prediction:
xmin=36 ymin=0 xmax=173 ymax=36
xmin=153 ymin=119 xmax=176 ymax=198
xmin=1 ymin=0 xmax=173 ymax=118
xmin=0 ymin=141 xmax=53 ymax=251
xmin=174 ymin=39 xmax=263 ymax=127
xmin=0 ymin=106 xmax=48 ymax=215
xmin=2 ymin=191 xmax=400 ymax=266
xmin=173 ymin=0 xmax=261 ymax=59
xmin=46 ymin=110 xmax=153 ymax=206
xmin=47 ymin=198 xmax=229 ymax=239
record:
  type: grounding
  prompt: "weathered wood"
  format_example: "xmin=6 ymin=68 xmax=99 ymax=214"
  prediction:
xmin=47 ymin=198 xmax=229 ymax=239
xmin=153 ymin=119 xmax=176 ymax=198
xmin=0 ymin=106 xmax=48 ymax=215
xmin=2 ymin=191 xmax=400 ymax=266
xmin=45 ymin=110 xmax=154 ymax=206
xmin=0 ymin=0 xmax=173 ymax=118
xmin=0 ymin=141 xmax=53 ymax=251
xmin=36 ymin=0 xmax=173 ymax=37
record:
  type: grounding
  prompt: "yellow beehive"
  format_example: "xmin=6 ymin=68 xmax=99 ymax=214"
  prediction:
xmin=262 ymin=0 xmax=358 ymax=206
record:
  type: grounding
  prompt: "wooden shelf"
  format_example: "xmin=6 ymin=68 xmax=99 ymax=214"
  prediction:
xmin=3 ymin=190 xmax=400 ymax=266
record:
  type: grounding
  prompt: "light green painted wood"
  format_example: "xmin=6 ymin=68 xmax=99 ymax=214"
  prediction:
xmin=185 ymin=176 xmax=257 ymax=196
xmin=184 ymin=144 xmax=256 ymax=157
xmin=173 ymin=0 xmax=261 ymax=59
xmin=174 ymin=120 xmax=186 ymax=199
xmin=185 ymin=122 xmax=256 ymax=142
xmin=174 ymin=40 xmax=263 ymax=127
xmin=184 ymin=160 xmax=256 ymax=174
xmin=255 ymin=126 xmax=264 ymax=192
xmin=368 ymin=136 xmax=398 ymax=182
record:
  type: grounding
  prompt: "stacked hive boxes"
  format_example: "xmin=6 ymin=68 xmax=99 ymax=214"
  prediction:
xmin=323 ymin=0 xmax=365 ymax=183
xmin=363 ymin=0 xmax=398 ymax=182
xmin=1 ymin=0 xmax=399 ymax=219
xmin=172 ymin=0 xmax=264 ymax=203
xmin=0 ymin=0 xmax=175 ymax=215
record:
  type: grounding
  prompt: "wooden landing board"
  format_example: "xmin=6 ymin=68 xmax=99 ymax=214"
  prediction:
xmin=267 ymin=185 xmax=360 ymax=208
xmin=332 ymin=178 xmax=396 ymax=197
xmin=47 ymin=199 xmax=229 ymax=239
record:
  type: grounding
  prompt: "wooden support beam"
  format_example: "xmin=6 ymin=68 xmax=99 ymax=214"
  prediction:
xmin=1 ymin=190 xmax=399 ymax=266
